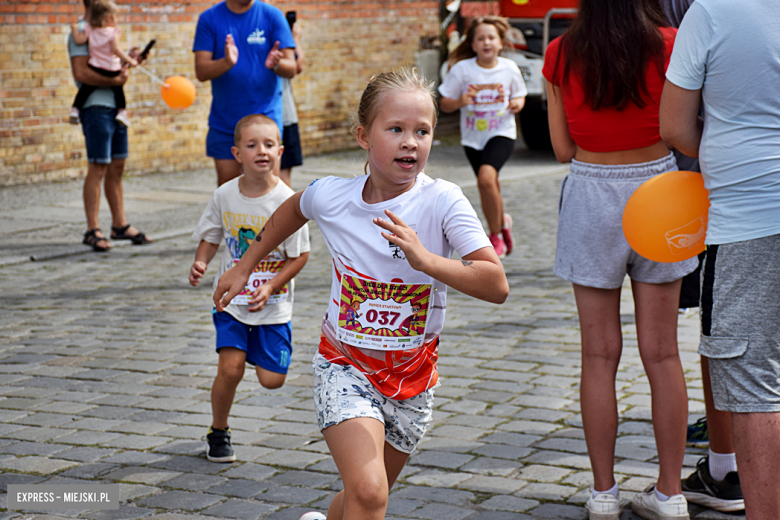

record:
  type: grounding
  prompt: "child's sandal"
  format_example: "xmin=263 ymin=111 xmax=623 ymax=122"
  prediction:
xmin=83 ymin=228 xmax=110 ymax=252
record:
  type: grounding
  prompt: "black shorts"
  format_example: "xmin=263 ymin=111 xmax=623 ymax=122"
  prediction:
xmin=281 ymin=123 xmax=303 ymax=170
xmin=464 ymin=136 xmax=515 ymax=176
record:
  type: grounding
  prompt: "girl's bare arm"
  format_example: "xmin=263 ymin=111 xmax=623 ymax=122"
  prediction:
xmin=374 ymin=210 xmax=509 ymax=304
xmin=546 ymin=81 xmax=577 ymax=163
xmin=110 ymin=33 xmax=137 ymax=67
xmin=440 ymin=93 xmax=474 ymax=113
xmin=213 ymin=191 xmax=309 ymax=310
xmin=72 ymin=24 xmax=88 ymax=45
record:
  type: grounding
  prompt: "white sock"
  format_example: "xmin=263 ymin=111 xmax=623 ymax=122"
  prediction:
xmin=655 ymin=488 xmax=669 ymax=502
xmin=592 ymin=482 xmax=619 ymax=499
xmin=709 ymin=448 xmax=738 ymax=480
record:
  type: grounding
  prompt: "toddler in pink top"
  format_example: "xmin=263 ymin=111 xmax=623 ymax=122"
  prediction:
xmin=70 ymin=0 xmax=137 ymax=127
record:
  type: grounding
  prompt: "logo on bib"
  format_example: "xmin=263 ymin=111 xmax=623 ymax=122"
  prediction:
xmin=247 ymin=29 xmax=266 ymax=45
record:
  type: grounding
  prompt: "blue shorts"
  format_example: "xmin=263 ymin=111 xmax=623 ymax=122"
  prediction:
xmin=206 ymin=128 xmax=235 ymax=160
xmin=212 ymin=311 xmax=292 ymax=374
xmin=80 ymin=106 xmax=129 ymax=164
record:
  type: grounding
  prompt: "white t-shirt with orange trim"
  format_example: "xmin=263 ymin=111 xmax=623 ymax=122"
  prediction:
xmin=299 ymin=173 xmax=491 ymax=399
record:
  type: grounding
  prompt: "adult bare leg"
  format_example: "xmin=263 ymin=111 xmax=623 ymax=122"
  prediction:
xmin=104 ymin=158 xmax=127 ymax=230
xmin=701 ymin=356 xmax=735 ymax=453
xmin=215 ymin=158 xmax=242 ymax=187
xmin=83 ymin=161 xmax=111 ymax=247
xmin=573 ymin=283 xmax=623 ymax=493
xmin=732 ymin=412 xmax=780 ymax=519
xmin=278 ymin=167 xmax=292 ymax=187
xmin=211 ymin=348 xmax=247 ymax=429
xmin=101 ymin=158 xmax=152 ymax=241
xmin=323 ymin=417 xmax=409 ymax=520
xmin=632 ymin=279 xmax=687 ymax=496
xmin=477 ymin=164 xmax=503 ymax=235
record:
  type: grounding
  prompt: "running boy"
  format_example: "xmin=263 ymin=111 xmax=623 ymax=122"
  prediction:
xmin=190 ymin=114 xmax=310 ymax=462
xmin=213 ymin=68 xmax=508 ymax=519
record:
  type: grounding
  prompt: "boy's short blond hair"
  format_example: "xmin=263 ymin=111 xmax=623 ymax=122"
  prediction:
xmin=233 ymin=114 xmax=280 ymax=146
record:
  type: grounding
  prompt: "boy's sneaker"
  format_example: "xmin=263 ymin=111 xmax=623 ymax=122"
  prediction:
xmin=115 ymin=109 xmax=130 ymax=127
xmin=489 ymin=233 xmax=506 ymax=259
xmin=298 ymin=513 xmax=326 ymax=520
xmin=681 ymin=456 xmax=744 ymax=512
xmin=686 ymin=417 xmax=708 ymax=446
xmin=631 ymin=485 xmax=689 ymax=520
xmin=206 ymin=426 xmax=236 ymax=462
xmin=586 ymin=489 xmax=622 ymax=519
xmin=501 ymin=214 xmax=514 ymax=255
xmin=69 ymin=107 xmax=80 ymax=125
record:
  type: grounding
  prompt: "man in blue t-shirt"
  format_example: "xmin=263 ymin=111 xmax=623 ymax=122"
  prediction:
xmin=193 ymin=0 xmax=296 ymax=186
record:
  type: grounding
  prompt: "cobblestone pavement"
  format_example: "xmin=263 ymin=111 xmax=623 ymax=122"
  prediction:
xmin=0 ymin=143 xmax=737 ymax=520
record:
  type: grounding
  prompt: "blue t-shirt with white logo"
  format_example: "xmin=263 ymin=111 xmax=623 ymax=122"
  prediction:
xmin=193 ymin=1 xmax=295 ymax=135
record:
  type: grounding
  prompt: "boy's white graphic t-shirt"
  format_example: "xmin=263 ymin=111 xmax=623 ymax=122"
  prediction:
xmin=193 ymin=177 xmax=310 ymax=326
xmin=299 ymin=173 xmax=491 ymax=399
xmin=439 ymin=57 xmax=527 ymax=150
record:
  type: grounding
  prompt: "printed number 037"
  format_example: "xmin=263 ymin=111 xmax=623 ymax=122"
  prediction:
xmin=252 ymin=278 xmax=271 ymax=288
xmin=364 ymin=310 xmax=400 ymax=326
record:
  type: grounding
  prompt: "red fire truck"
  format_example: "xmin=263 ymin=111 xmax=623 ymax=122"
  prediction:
xmin=500 ymin=0 xmax=578 ymax=149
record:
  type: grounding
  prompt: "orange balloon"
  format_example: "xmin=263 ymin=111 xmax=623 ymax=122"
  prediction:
xmin=161 ymin=76 xmax=196 ymax=109
xmin=622 ymin=170 xmax=710 ymax=263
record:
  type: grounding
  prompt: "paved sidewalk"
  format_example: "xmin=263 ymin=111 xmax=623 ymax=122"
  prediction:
xmin=0 ymin=143 xmax=736 ymax=520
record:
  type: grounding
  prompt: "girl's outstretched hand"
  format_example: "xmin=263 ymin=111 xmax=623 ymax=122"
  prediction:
xmin=374 ymin=210 xmax=432 ymax=272
xmin=213 ymin=266 xmax=250 ymax=312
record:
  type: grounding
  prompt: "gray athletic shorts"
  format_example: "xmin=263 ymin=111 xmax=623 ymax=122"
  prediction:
xmin=555 ymin=153 xmax=698 ymax=289
xmin=699 ymin=234 xmax=780 ymax=412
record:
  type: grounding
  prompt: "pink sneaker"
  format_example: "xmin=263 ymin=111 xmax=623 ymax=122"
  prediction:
xmin=489 ymin=233 xmax=506 ymax=259
xmin=501 ymin=214 xmax=514 ymax=255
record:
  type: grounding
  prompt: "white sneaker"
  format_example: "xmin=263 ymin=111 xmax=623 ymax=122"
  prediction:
xmin=69 ymin=107 xmax=80 ymax=125
xmin=631 ymin=486 xmax=690 ymax=520
xmin=115 ymin=109 xmax=130 ymax=127
xmin=586 ymin=489 xmax=622 ymax=520
xmin=298 ymin=513 xmax=326 ymax=520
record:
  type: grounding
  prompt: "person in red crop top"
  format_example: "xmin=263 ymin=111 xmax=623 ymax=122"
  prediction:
xmin=542 ymin=1 xmax=698 ymax=519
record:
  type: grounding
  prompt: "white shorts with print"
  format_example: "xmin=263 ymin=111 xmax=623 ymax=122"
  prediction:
xmin=311 ymin=353 xmax=437 ymax=454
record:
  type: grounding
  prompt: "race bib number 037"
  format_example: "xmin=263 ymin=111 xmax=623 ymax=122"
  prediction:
xmin=337 ymin=274 xmax=431 ymax=350
xmin=232 ymin=259 xmax=288 ymax=305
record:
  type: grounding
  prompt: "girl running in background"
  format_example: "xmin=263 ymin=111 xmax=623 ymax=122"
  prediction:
xmin=70 ymin=0 xmax=137 ymax=127
xmin=439 ymin=16 xmax=527 ymax=258
xmin=544 ymin=1 xmax=697 ymax=519
xmin=214 ymin=68 xmax=508 ymax=520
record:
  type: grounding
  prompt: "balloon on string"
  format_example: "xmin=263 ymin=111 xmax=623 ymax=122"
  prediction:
xmin=622 ymin=170 xmax=710 ymax=263
xmin=161 ymin=76 xmax=196 ymax=109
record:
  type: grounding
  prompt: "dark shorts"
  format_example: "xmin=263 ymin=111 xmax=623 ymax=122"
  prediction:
xmin=206 ymin=128 xmax=235 ymax=160
xmin=699 ymin=234 xmax=780 ymax=412
xmin=80 ymin=106 xmax=128 ymax=164
xmin=464 ymin=136 xmax=515 ymax=176
xmin=212 ymin=310 xmax=293 ymax=374
xmin=281 ymin=123 xmax=303 ymax=170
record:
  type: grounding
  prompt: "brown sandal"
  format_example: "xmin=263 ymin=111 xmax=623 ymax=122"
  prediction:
xmin=83 ymin=228 xmax=110 ymax=252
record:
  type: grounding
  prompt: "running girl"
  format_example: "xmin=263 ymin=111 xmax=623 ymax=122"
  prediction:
xmin=439 ymin=16 xmax=527 ymax=258
xmin=214 ymin=68 xmax=508 ymax=520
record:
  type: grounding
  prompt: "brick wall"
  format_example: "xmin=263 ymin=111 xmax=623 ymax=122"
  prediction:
xmin=0 ymin=0 xmax=439 ymax=185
